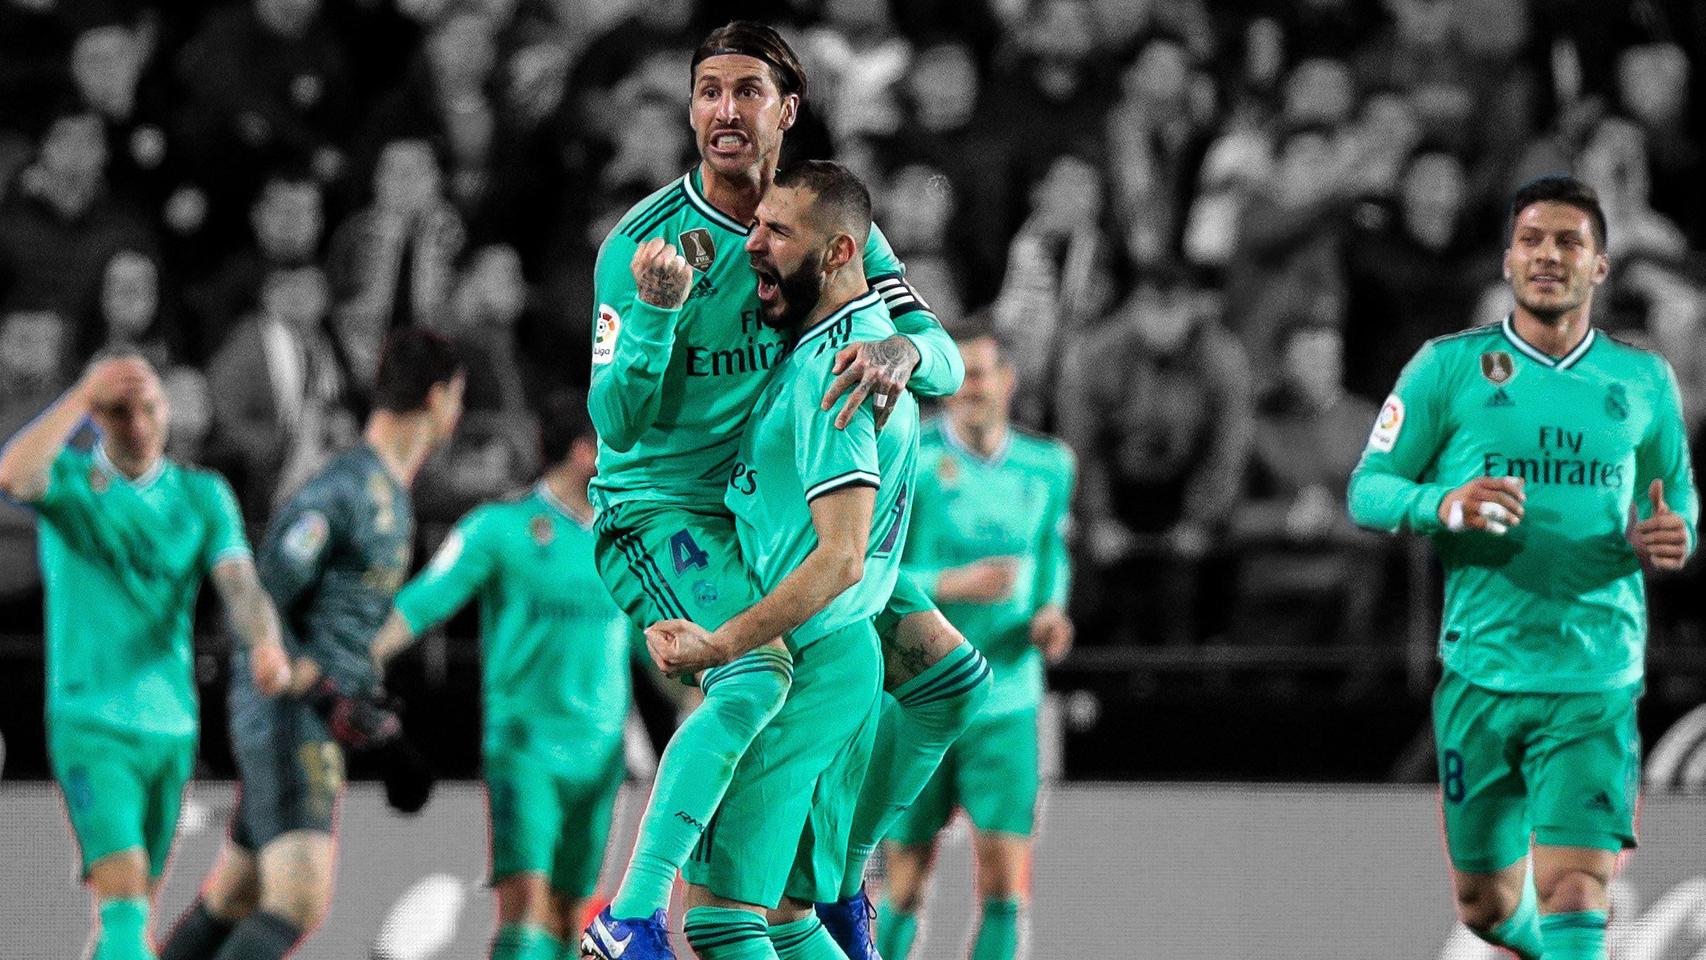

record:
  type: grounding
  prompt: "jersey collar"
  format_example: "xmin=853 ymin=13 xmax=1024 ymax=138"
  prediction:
xmin=93 ymin=441 xmax=166 ymax=489
xmin=1500 ymin=313 xmax=1596 ymax=371
xmin=684 ymin=168 xmax=753 ymax=236
xmin=796 ymin=289 xmax=883 ymax=348
xmin=536 ymin=481 xmax=594 ymax=530
xmin=941 ymin=418 xmax=1010 ymax=468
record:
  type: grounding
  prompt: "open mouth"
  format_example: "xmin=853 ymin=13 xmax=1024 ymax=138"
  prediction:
xmin=709 ymin=129 xmax=749 ymax=156
xmin=1529 ymin=273 xmax=1564 ymax=289
xmin=754 ymin=264 xmax=779 ymax=303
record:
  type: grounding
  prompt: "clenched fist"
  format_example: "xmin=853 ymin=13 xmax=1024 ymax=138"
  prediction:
xmin=631 ymin=238 xmax=693 ymax=310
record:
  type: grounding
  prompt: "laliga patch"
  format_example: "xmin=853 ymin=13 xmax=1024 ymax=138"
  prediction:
xmin=1368 ymin=395 xmax=1405 ymax=452
xmin=592 ymin=304 xmax=621 ymax=366
xmin=1480 ymin=351 xmax=1515 ymax=385
xmin=679 ymin=228 xmax=715 ymax=272
xmin=427 ymin=529 xmax=464 ymax=574
xmin=282 ymin=510 xmax=330 ymax=565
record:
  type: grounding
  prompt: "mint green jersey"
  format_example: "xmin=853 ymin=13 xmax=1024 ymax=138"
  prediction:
xmin=35 ymin=445 xmax=250 ymax=737
xmin=724 ymin=290 xmax=919 ymax=650
xmin=1348 ymin=317 xmax=1699 ymax=693
xmin=588 ymin=167 xmax=962 ymax=514
xmin=902 ymin=420 xmax=1075 ymax=715
xmin=394 ymin=483 xmax=631 ymax=768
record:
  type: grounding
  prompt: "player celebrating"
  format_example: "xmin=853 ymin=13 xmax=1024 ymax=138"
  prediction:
xmin=875 ymin=321 xmax=1075 ymax=960
xmin=1349 ymin=175 xmax=1697 ymax=960
xmin=358 ymin=393 xmax=632 ymax=960
xmin=638 ymin=160 xmax=916 ymax=960
xmin=0 ymin=352 xmax=289 ymax=960
xmin=584 ymin=22 xmax=987 ymax=960
xmin=160 ymin=330 xmax=464 ymax=960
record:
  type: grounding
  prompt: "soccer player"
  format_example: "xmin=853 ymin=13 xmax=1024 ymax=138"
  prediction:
xmin=636 ymin=159 xmax=915 ymax=960
xmin=1348 ymin=175 xmax=1697 ymax=960
xmin=875 ymin=321 xmax=1076 ymax=960
xmin=160 ymin=330 xmax=465 ymax=960
xmin=357 ymin=392 xmax=632 ymax=960
xmin=0 ymin=352 xmax=290 ymax=960
xmin=583 ymin=22 xmax=988 ymax=960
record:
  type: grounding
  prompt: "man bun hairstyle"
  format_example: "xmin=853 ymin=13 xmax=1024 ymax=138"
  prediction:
xmin=373 ymin=328 xmax=463 ymax=413
xmin=774 ymin=159 xmax=872 ymax=250
xmin=1508 ymin=174 xmax=1609 ymax=252
xmin=692 ymin=21 xmax=808 ymax=102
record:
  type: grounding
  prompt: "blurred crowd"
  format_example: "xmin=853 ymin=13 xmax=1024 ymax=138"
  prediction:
xmin=1 ymin=0 xmax=1704 ymax=648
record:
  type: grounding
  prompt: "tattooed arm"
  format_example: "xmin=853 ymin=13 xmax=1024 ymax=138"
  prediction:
xmin=587 ymin=236 xmax=694 ymax=452
xmin=212 ymin=556 xmax=291 ymax=696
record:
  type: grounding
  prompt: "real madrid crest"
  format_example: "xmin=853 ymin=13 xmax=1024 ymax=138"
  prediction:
xmin=1480 ymin=351 xmax=1514 ymax=385
xmin=1605 ymin=383 xmax=1629 ymax=422
xmin=679 ymin=228 xmax=716 ymax=272
xmin=529 ymin=514 xmax=555 ymax=547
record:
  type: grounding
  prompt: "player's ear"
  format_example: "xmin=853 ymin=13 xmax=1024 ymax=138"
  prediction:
xmin=826 ymin=233 xmax=856 ymax=273
xmin=1501 ymin=247 xmax=1513 ymax=282
xmin=779 ymin=93 xmax=799 ymax=132
xmin=1590 ymin=250 xmax=1610 ymax=285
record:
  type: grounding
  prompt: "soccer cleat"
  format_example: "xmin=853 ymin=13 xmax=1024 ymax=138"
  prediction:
xmin=816 ymin=887 xmax=882 ymax=960
xmin=582 ymin=906 xmax=675 ymax=960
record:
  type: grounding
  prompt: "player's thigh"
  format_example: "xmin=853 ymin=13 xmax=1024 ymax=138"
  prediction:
xmin=684 ymin=623 xmax=882 ymax=907
xmin=1433 ymin=671 xmax=1531 ymax=874
xmin=201 ymin=839 xmax=261 ymax=919
xmin=139 ymin=733 xmax=197 ymax=879
xmin=1526 ymin=683 xmax=1642 ymax=855
xmin=48 ymin=721 xmax=153 ymax=879
xmin=885 ymin=736 xmax=959 ymax=848
xmin=594 ymin=503 xmax=761 ymax=634
xmin=485 ymin=751 xmax=562 ymax=888
xmin=255 ymin=829 xmax=337 ymax=924
xmin=548 ymin=748 xmax=624 ymax=900
xmin=229 ymin=680 xmax=344 ymax=853
xmin=957 ymin=710 xmax=1041 ymax=839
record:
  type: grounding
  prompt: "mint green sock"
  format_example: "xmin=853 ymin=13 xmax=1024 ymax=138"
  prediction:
xmin=491 ymin=922 xmax=556 ymax=960
xmin=841 ymin=643 xmax=990 ymax=897
xmin=684 ymin=906 xmax=778 ymax=960
xmin=875 ymin=900 xmax=918 ymax=960
xmin=767 ymin=916 xmax=844 ymax=960
xmin=95 ymin=898 xmax=155 ymax=960
xmin=971 ymin=897 xmax=1021 ymax=960
xmin=1540 ymin=910 xmax=1607 ymax=959
xmin=1470 ymin=872 xmax=1543 ymax=960
xmin=611 ymin=649 xmax=792 ymax=919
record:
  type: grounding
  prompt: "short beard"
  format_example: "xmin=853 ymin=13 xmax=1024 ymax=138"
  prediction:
xmin=1513 ymin=284 xmax=1588 ymax=324
xmin=760 ymin=250 xmax=825 ymax=338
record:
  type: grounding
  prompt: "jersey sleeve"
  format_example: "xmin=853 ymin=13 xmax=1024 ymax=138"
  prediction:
xmin=1347 ymin=340 xmax=1455 ymax=534
xmin=795 ymin=366 xmax=881 ymax=502
xmin=899 ymin=454 xmax=948 ymax=598
xmin=864 ymin=223 xmax=965 ymax=398
xmin=199 ymin=473 xmax=253 ymax=573
xmin=1634 ymin=357 xmax=1700 ymax=557
xmin=31 ymin=449 xmax=98 ymax=541
xmin=394 ymin=508 xmax=498 ymax=634
xmin=257 ymin=477 xmax=347 ymax=616
xmin=1032 ymin=446 xmax=1077 ymax=609
xmin=587 ymin=228 xmax=682 ymax=452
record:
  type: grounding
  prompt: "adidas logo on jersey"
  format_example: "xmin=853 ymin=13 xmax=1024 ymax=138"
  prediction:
xmin=1486 ymin=388 xmax=1515 ymax=408
xmin=1585 ymin=790 xmax=1615 ymax=813
xmin=686 ymin=274 xmax=717 ymax=301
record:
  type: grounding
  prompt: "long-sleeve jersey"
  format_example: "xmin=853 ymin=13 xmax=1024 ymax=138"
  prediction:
xmin=588 ymin=167 xmax=962 ymax=515
xmin=1348 ymin=317 xmax=1698 ymax=693
xmin=902 ymin=419 xmax=1075 ymax=715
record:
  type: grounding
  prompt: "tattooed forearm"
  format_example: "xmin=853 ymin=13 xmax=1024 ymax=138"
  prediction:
xmin=866 ymin=335 xmax=920 ymax=376
xmin=214 ymin=558 xmax=282 ymax=651
xmin=637 ymin=263 xmax=689 ymax=307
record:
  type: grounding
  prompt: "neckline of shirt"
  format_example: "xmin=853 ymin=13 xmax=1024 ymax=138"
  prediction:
xmin=1500 ymin=313 xmax=1596 ymax=370
xmin=93 ymin=441 xmax=166 ymax=489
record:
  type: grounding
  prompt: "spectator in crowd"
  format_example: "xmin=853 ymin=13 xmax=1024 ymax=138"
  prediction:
xmin=1106 ymin=33 xmax=1216 ymax=270
xmin=187 ymin=164 xmax=325 ymax=359
xmin=802 ymin=0 xmax=911 ymax=144
xmin=1342 ymin=147 xmax=1490 ymax=401
xmin=1058 ymin=268 xmax=1253 ymax=645
xmin=0 ymin=309 xmax=73 ymax=438
xmin=94 ymin=248 xmax=174 ymax=369
xmin=326 ymin=136 xmax=465 ymax=392
xmin=879 ymin=163 xmax=966 ymax=326
xmin=161 ymin=364 xmax=213 ymax=464
xmin=1617 ymin=42 xmax=1702 ymax=247
xmin=985 ymin=0 xmax=1115 ymax=185
xmin=0 ymin=103 xmax=152 ymax=363
xmin=207 ymin=264 xmax=348 ymax=518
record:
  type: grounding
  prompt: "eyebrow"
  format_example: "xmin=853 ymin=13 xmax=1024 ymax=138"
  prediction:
xmin=697 ymin=72 xmax=768 ymax=87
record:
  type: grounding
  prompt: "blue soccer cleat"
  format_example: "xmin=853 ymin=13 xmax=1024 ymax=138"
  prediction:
xmin=816 ymin=887 xmax=882 ymax=960
xmin=582 ymin=906 xmax=675 ymax=960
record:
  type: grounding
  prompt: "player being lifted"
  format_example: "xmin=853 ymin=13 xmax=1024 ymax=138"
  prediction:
xmin=1349 ymin=175 xmax=1697 ymax=960
xmin=160 ymin=330 xmax=464 ymax=960
xmin=0 ymin=352 xmax=289 ymax=960
xmin=876 ymin=320 xmax=1076 ymax=960
xmin=635 ymin=159 xmax=921 ymax=960
xmin=359 ymin=393 xmax=633 ymax=960
xmin=583 ymin=22 xmax=988 ymax=960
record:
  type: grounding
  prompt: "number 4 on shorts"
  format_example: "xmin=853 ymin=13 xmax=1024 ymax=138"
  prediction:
xmin=670 ymin=530 xmax=710 ymax=574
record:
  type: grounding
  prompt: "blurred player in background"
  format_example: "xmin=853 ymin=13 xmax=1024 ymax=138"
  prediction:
xmin=160 ymin=329 xmax=464 ymax=960
xmin=641 ymin=159 xmax=926 ymax=960
xmin=1349 ymin=175 xmax=1698 ymax=960
xmin=0 ymin=352 xmax=289 ymax=960
xmin=876 ymin=320 xmax=1075 ymax=960
xmin=583 ymin=22 xmax=987 ymax=960
xmin=360 ymin=391 xmax=632 ymax=960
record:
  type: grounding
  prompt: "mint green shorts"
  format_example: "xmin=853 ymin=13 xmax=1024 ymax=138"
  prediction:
xmin=485 ymin=738 xmax=624 ymax=896
xmin=888 ymin=707 xmax=1040 ymax=844
xmin=1433 ymin=669 xmax=1641 ymax=873
xmin=49 ymin=718 xmax=195 ymax=878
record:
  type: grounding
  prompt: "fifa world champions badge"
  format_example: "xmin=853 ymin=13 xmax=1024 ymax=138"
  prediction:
xmin=1481 ymin=351 xmax=1515 ymax=385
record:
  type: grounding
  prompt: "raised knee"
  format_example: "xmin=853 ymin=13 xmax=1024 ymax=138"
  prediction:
xmin=1539 ymin=870 xmax=1608 ymax=915
xmin=1454 ymin=884 xmax=1517 ymax=932
xmin=262 ymin=883 xmax=332 ymax=932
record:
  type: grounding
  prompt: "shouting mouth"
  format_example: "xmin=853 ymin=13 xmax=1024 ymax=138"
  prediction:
xmin=709 ymin=128 xmax=750 ymax=157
